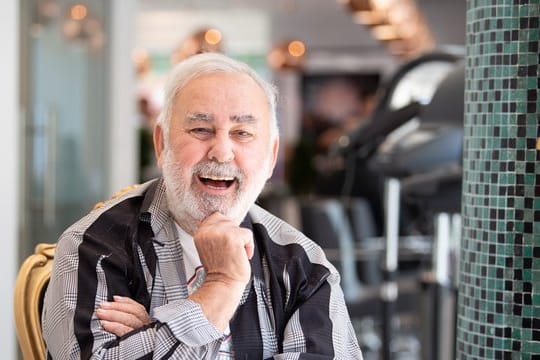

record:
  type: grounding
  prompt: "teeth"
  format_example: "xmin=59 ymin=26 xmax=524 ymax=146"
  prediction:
xmin=201 ymin=175 xmax=234 ymax=181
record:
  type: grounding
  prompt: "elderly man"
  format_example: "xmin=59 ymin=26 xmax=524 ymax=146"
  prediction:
xmin=43 ymin=53 xmax=363 ymax=359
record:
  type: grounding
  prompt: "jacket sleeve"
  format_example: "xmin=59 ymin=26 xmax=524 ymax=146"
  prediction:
xmin=42 ymin=229 xmax=226 ymax=360
xmin=270 ymin=270 xmax=363 ymax=360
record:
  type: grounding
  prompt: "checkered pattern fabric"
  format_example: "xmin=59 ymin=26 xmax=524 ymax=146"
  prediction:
xmin=42 ymin=178 xmax=362 ymax=359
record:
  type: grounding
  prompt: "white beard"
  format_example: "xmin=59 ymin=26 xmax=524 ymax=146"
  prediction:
xmin=161 ymin=148 xmax=271 ymax=234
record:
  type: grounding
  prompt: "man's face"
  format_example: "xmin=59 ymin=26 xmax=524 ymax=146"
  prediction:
xmin=155 ymin=72 xmax=279 ymax=233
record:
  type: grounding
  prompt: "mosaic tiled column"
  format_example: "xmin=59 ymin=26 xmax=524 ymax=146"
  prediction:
xmin=457 ymin=0 xmax=540 ymax=359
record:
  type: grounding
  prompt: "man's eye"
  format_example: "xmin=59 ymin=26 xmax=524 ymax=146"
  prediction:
xmin=190 ymin=128 xmax=213 ymax=138
xmin=192 ymin=128 xmax=209 ymax=133
xmin=232 ymin=130 xmax=253 ymax=141
xmin=232 ymin=130 xmax=253 ymax=140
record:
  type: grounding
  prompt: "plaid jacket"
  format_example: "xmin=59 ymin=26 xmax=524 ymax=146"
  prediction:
xmin=43 ymin=178 xmax=362 ymax=359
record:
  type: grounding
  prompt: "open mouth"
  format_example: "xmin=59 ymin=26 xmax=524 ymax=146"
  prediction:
xmin=198 ymin=174 xmax=236 ymax=189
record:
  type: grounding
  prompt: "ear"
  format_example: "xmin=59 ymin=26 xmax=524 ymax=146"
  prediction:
xmin=266 ymin=136 xmax=280 ymax=179
xmin=153 ymin=123 xmax=165 ymax=168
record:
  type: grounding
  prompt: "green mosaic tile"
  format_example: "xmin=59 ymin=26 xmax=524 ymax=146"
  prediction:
xmin=459 ymin=1 xmax=540 ymax=358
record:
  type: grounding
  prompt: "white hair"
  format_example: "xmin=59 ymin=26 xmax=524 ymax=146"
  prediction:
xmin=156 ymin=52 xmax=279 ymax=144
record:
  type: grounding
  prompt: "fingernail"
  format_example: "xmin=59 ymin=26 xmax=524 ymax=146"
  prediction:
xmin=113 ymin=295 xmax=124 ymax=301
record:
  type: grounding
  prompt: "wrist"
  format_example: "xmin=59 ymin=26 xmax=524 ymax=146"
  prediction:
xmin=204 ymin=272 xmax=248 ymax=292
xmin=189 ymin=279 xmax=246 ymax=331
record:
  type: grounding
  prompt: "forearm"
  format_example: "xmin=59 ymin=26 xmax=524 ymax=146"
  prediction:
xmin=43 ymin=233 xmax=225 ymax=359
xmin=44 ymin=299 xmax=226 ymax=359
xmin=152 ymin=298 xmax=226 ymax=347
xmin=91 ymin=319 xmax=218 ymax=360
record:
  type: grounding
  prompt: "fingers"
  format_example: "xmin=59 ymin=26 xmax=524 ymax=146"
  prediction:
xmin=100 ymin=320 xmax=134 ymax=337
xmin=96 ymin=296 xmax=151 ymax=336
xmin=199 ymin=212 xmax=255 ymax=259
xmin=96 ymin=306 xmax=145 ymax=330
xmin=111 ymin=295 xmax=150 ymax=320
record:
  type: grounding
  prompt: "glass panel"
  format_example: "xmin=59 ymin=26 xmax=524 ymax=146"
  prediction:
xmin=20 ymin=0 xmax=110 ymax=255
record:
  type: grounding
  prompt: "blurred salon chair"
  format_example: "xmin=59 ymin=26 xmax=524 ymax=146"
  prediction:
xmin=299 ymin=198 xmax=363 ymax=302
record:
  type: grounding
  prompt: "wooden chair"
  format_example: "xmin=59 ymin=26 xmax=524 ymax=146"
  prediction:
xmin=14 ymin=243 xmax=56 ymax=360
xmin=14 ymin=184 xmax=139 ymax=359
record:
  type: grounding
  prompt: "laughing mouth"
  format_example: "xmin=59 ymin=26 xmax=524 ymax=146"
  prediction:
xmin=198 ymin=174 xmax=237 ymax=189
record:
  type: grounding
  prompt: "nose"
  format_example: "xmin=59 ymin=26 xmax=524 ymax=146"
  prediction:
xmin=207 ymin=132 xmax=234 ymax=163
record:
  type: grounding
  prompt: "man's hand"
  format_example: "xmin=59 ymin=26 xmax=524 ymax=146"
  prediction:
xmin=96 ymin=296 xmax=151 ymax=337
xmin=189 ymin=212 xmax=254 ymax=331
xmin=195 ymin=212 xmax=254 ymax=286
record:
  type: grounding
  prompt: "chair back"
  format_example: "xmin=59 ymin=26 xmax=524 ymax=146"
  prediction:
xmin=14 ymin=243 xmax=56 ymax=360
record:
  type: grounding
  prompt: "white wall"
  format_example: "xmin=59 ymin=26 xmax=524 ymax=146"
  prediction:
xmin=136 ymin=8 xmax=270 ymax=55
xmin=0 ymin=0 xmax=19 ymax=357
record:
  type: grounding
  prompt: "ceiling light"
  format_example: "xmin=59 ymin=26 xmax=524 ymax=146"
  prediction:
xmin=70 ymin=4 xmax=87 ymax=21
xmin=204 ymin=28 xmax=222 ymax=45
xmin=288 ymin=40 xmax=306 ymax=57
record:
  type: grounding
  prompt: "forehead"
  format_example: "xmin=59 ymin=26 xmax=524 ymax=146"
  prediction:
xmin=178 ymin=72 xmax=267 ymax=104
xmin=171 ymin=72 xmax=272 ymax=130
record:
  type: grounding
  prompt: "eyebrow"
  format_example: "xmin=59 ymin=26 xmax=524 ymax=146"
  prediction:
xmin=230 ymin=114 xmax=257 ymax=124
xmin=186 ymin=112 xmax=213 ymax=122
xmin=186 ymin=112 xmax=258 ymax=124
